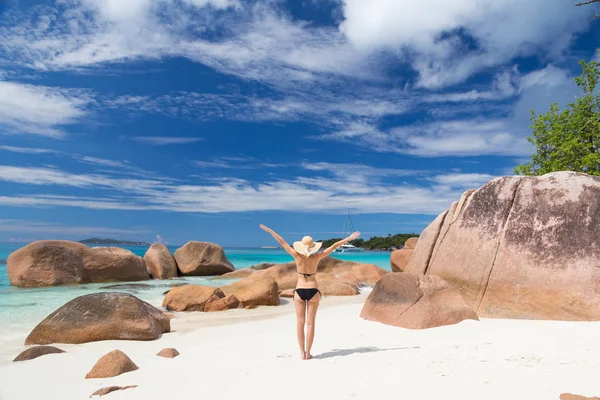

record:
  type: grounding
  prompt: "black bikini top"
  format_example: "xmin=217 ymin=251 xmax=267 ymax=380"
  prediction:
xmin=298 ymin=272 xmax=315 ymax=279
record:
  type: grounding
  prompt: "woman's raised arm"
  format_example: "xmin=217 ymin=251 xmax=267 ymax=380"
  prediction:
xmin=319 ymin=231 xmax=361 ymax=257
xmin=259 ymin=224 xmax=299 ymax=258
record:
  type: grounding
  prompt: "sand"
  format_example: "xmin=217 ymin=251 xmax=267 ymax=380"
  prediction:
xmin=1 ymin=292 xmax=600 ymax=400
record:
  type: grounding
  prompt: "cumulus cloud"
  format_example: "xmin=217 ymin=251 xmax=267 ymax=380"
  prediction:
xmin=340 ymin=0 xmax=595 ymax=88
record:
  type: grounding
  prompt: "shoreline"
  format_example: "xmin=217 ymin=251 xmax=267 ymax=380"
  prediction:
xmin=0 ymin=288 xmax=374 ymax=366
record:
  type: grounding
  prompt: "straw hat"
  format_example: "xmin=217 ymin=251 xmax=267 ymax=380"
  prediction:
xmin=293 ymin=236 xmax=322 ymax=256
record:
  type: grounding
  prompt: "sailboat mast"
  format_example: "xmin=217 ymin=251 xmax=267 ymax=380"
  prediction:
xmin=347 ymin=209 xmax=355 ymax=233
xmin=342 ymin=208 xmax=355 ymax=236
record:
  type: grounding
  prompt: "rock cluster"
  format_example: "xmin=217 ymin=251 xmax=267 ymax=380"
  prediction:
xmin=8 ymin=241 xmax=235 ymax=286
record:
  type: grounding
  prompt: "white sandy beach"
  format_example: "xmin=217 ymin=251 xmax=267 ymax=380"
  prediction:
xmin=1 ymin=292 xmax=600 ymax=400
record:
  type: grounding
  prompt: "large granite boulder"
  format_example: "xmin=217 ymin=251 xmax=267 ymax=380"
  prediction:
xmin=221 ymin=276 xmax=280 ymax=307
xmin=7 ymin=241 xmax=88 ymax=287
xmin=174 ymin=241 xmax=234 ymax=276
xmin=360 ymin=273 xmax=478 ymax=329
xmin=403 ymin=237 xmax=419 ymax=250
xmin=316 ymin=273 xmax=359 ymax=296
xmin=390 ymin=249 xmax=414 ymax=272
xmin=144 ymin=244 xmax=178 ymax=280
xmin=25 ymin=293 xmax=170 ymax=345
xmin=162 ymin=285 xmax=224 ymax=311
xmin=216 ymin=269 xmax=255 ymax=279
xmin=85 ymin=350 xmax=138 ymax=379
xmin=83 ymin=247 xmax=148 ymax=283
xmin=248 ymin=262 xmax=298 ymax=290
xmin=406 ymin=171 xmax=600 ymax=320
xmin=7 ymin=241 xmax=148 ymax=287
xmin=13 ymin=346 xmax=65 ymax=362
xmin=318 ymin=257 xmax=388 ymax=285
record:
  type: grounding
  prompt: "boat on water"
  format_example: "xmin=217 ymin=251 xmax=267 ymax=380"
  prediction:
xmin=335 ymin=243 xmax=365 ymax=253
xmin=334 ymin=209 xmax=365 ymax=252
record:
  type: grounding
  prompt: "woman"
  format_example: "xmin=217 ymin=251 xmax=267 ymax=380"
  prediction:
xmin=260 ymin=224 xmax=360 ymax=360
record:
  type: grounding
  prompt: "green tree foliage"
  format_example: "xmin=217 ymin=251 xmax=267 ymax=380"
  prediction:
xmin=514 ymin=61 xmax=600 ymax=176
xmin=320 ymin=233 xmax=419 ymax=250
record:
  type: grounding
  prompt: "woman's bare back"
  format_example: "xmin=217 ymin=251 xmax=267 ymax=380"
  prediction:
xmin=294 ymin=254 xmax=322 ymax=289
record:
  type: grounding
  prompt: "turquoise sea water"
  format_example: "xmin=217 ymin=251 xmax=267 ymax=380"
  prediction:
xmin=0 ymin=243 xmax=391 ymax=344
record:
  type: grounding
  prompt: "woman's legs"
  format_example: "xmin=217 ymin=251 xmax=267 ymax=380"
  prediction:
xmin=294 ymin=293 xmax=307 ymax=359
xmin=304 ymin=293 xmax=320 ymax=360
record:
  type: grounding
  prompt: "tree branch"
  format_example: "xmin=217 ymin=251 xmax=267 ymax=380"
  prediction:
xmin=576 ymin=0 xmax=600 ymax=6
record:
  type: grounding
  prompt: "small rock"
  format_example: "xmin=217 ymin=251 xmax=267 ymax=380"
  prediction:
xmin=90 ymin=385 xmax=137 ymax=397
xmin=157 ymin=348 xmax=180 ymax=358
xmin=560 ymin=394 xmax=600 ymax=400
xmin=13 ymin=346 xmax=65 ymax=362
xmin=85 ymin=350 xmax=138 ymax=379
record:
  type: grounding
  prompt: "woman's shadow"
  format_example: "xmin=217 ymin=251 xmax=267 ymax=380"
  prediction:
xmin=314 ymin=346 xmax=420 ymax=359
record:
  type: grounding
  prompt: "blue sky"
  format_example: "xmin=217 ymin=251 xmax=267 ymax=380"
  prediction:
xmin=0 ymin=0 xmax=598 ymax=246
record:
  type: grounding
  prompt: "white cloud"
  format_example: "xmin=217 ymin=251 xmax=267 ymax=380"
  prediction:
xmin=0 ymin=166 xmax=165 ymax=191
xmin=192 ymin=157 xmax=283 ymax=170
xmin=301 ymin=162 xmax=426 ymax=182
xmin=0 ymin=80 xmax=91 ymax=137
xmin=0 ymin=219 xmax=149 ymax=236
xmin=0 ymin=145 xmax=60 ymax=154
xmin=391 ymin=119 xmax=531 ymax=157
xmin=340 ymin=0 xmax=595 ymax=88
xmin=0 ymin=164 xmax=496 ymax=214
xmin=424 ymin=67 xmax=520 ymax=103
xmin=193 ymin=160 xmax=237 ymax=169
xmin=319 ymin=64 xmax=579 ymax=157
xmin=76 ymin=156 xmax=132 ymax=169
xmin=133 ymin=136 xmax=204 ymax=145
xmin=0 ymin=0 xmax=592 ymax=161
xmin=428 ymin=173 xmax=498 ymax=188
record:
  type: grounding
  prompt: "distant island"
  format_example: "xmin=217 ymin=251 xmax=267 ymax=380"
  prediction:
xmin=79 ymin=238 xmax=152 ymax=246
xmin=321 ymin=233 xmax=420 ymax=251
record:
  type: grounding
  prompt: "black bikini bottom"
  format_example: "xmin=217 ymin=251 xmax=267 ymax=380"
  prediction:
xmin=295 ymin=288 xmax=320 ymax=301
